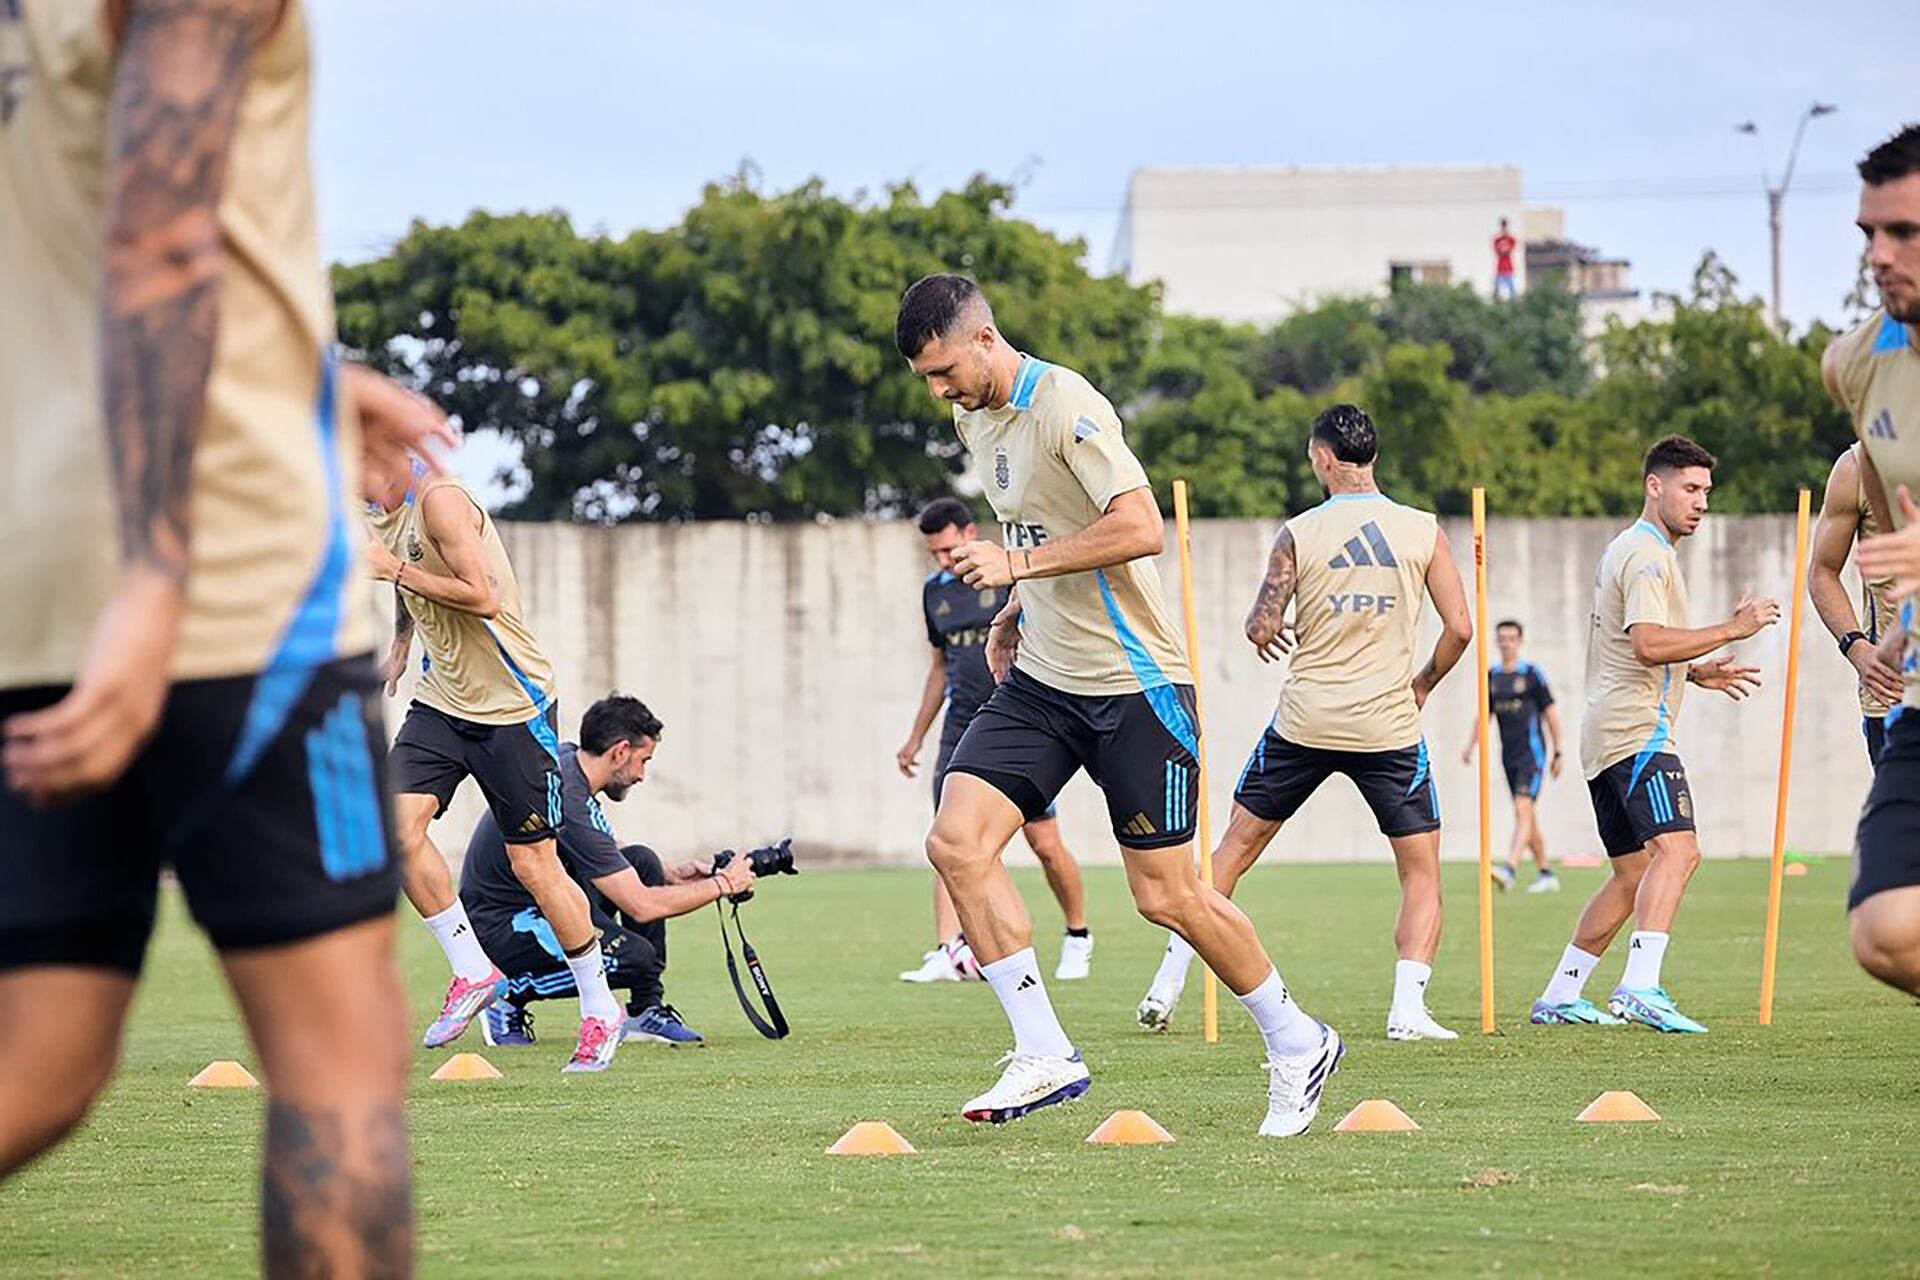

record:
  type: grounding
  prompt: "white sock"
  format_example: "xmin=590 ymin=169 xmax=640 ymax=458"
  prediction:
xmin=1151 ymin=932 xmax=1196 ymax=994
xmin=1621 ymin=931 xmax=1670 ymax=990
xmin=1236 ymin=968 xmax=1322 ymax=1057
xmin=566 ymin=941 xmax=623 ymax=1024
xmin=423 ymin=901 xmax=494 ymax=982
xmin=981 ymin=947 xmax=1075 ymax=1059
xmin=1540 ymin=944 xmax=1601 ymax=1004
xmin=1390 ymin=959 xmax=1433 ymax=1019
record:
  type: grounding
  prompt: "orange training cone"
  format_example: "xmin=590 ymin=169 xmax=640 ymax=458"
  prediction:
xmin=1577 ymin=1090 xmax=1660 ymax=1122
xmin=826 ymin=1122 xmax=916 ymax=1155
xmin=1086 ymin=1110 xmax=1175 ymax=1145
xmin=1334 ymin=1099 xmax=1420 ymax=1132
xmin=431 ymin=1052 xmax=503 ymax=1082
xmin=1784 ymin=862 xmax=1809 ymax=878
xmin=188 ymin=1060 xmax=259 ymax=1089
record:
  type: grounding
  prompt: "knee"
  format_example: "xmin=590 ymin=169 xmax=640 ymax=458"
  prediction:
xmin=925 ymin=827 xmax=982 ymax=881
xmin=1134 ymin=878 xmax=1203 ymax=933
xmin=1851 ymin=913 xmax=1920 ymax=997
xmin=623 ymin=844 xmax=665 ymax=887
xmin=1650 ymin=841 xmax=1702 ymax=876
xmin=0 ymin=1049 xmax=116 ymax=1172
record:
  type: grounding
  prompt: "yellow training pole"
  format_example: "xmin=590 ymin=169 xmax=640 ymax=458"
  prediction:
xmin=1760 ymin=487 xmax=1813 ymax=1025
xmin=1472 ymin=488 xmax=1496 ymax=1035
xmin=1171 ymin=480 xmax=1219 ymax=1044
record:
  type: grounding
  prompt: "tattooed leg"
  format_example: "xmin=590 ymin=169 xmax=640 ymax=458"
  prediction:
xmin=223 ymin=916 xmax=413 ymax=1279
xmin=261 ymin=1102 xmax=412 ymax=1280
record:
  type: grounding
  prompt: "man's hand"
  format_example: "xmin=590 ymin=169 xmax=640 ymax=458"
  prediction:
xmin=1460 ymin=738 xmax=1476 ymax=766
xmin=896 ymin=734 xmax=925 ymax=778
xmin=714 ymin=860 xmax=756 ymax=899
xmin=1727 ymin=593 xmax=1782 ymax=640
xmin=1850 ymin=636 xmax=1907 ymax=706
xmin=952 ymin=539 xmax=1016 ymax=590
xmin=1550 ymin=751 xmax=1564 ymax=780
xmin=1856 ymin=485 xmax=1920 ymax=600
xmin=343 ymin=363 xmax=458 ymax=486
xmin=1412 ymin=673 xmax=1438 ymax=711
xmin=379 ymin=639 xmax=410 ymax=698
xmin=365 ymin=537 xmax=402 ymax=583
xmin=986 ymin=618 xmax=1020 ymax=684
xmin=1245 ymin=616 xmax=1295 ymax=664
xmin=668 ymin=858 xmax=712 ymax=883
xmin=3 ymin=565 xmax=183 ymax=805
xmin=1689 ymin=656 xmax=1762 ymax=701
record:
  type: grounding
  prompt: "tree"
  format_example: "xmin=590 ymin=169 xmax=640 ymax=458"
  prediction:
xmin=333 ymin=175 xmax=1158 ymax=522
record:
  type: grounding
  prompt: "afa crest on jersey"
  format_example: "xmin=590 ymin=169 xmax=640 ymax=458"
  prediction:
xmin=994 ymin=449 xmax=1010 ymax=490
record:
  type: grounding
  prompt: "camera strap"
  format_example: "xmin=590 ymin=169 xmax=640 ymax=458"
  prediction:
xmin=717 ymin=899 xmax=789 ymax=1040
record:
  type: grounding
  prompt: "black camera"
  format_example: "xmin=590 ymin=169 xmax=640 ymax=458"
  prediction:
xmin=711 ymin=838 xmax=798 ymax=903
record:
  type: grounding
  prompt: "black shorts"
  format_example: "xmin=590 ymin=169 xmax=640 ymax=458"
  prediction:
xmin=1851 ymin=711 xmax=1920 ymax=910
xmin=933 ymin=718 xmax=1057 ymax=821
xmin=1232 ymin=728 xmax=1441 ymax=838
xmin=944 ymin=669 xmax=1198 ymax=850
xmin=1503 ymin=757 xmax=1544 ymax=801
xmin=392 ymin=701 xmax=563 ymax=842
xmin=1865 ymin=716 xmax=1887 ymax=769
xmin=0 ymin=655 xmax=399 ymax=974
xmin=1587 ymin=751 xmax=1694 ymax=858
xmin=474 ymin=903 xmax=663 ymax=1012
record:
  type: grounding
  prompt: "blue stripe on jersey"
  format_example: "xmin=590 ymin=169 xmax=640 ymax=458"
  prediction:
xmin=1628 ymin=668 xmax=1674 ymax=791
xmin=1094 ymin=569 xmax=1200 ymax=759
xmin=1631 ymin=518 xmax=1672 ymax=548
xmin=1008 ymin=355 xmax=1053 ymax=410
xmin=227 ymin=349 xmax=353 ymax=784
xmin=1406 ymin=740 xmax=1431 ymax=796
xmin=305 ymin=693 xmax=386 ymax=882
xmin=1874 ymin=311 xmax=1909 ymax=353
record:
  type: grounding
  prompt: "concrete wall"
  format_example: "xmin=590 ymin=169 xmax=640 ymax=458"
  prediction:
xmin=1114 ymin=165 xmax=1525 ymax=324
xmin=396 ymin=515 xmax=1877 ymax=870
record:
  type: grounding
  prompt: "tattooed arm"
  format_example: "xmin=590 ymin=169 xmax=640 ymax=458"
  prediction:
xmin=2 ymin=0 xmax=277 ymax=804
xmin=380 ymin=589 xmax=415 ymax=697
xmin=1244 ymin=525 xmax=1297 ymax=663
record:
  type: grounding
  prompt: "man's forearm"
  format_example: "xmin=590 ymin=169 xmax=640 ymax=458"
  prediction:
xmin=1013 ymin=499 xmax=1160 ymax=580
xmin=908 ymin=662 xmax=946 ymax=741
xmin=391 ymin=588 xmax=415 ymax=644
xmin=392 ymin=564 xmax=496 ymax=617
xmin=1807 ymin=565 xmax=1865 ymax=644
xmin=594 ymin=869 xmax=720 ymax=924
xmin=1416 ymin=631 xmax=1470 ymax=693
xmin=1630 ymin=621 xmax=1741 ymax=666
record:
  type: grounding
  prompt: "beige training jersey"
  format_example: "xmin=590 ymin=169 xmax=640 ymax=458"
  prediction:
xmin=1829 ymin=308 xmax=1920 ymax=713
xmin=369 ymin=478 xmax=555 ymax=726
xmin=0 ymin=1 xmax=373 ymax=688
xmin=1580 ymin=520 xmax=1690 ymax=779
xmin=1272 ymin=493 xmax=1439 ymax=752
xmin=953 ymin=355 xmax=1192 ymax=697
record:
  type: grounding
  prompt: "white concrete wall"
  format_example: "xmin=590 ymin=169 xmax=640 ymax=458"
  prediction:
xmin=392 ymin=514 xmax=1876 ymax=870
xmin=1116 ymin=166 xmax=1526 ymax=323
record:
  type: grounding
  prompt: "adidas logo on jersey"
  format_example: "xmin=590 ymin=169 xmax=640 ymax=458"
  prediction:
xmin=1326 ymin=521 xmax=1400 ymax=569
xmin=1121 ymin=813 xmax=1158 ymax=839
xmin=518 ymin=814 xmax=545 ymax=835
xmin=1869 ymin=408 xmax=1898 ymax=440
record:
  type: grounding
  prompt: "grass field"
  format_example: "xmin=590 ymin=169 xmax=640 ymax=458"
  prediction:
xmin=5 ymin=859 xmax=1917 ymax=1278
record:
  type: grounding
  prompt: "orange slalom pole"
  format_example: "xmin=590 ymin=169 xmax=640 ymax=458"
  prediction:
xmin=1760 ymin=487 xmax=1812 ymax=1025
xmin=1472 ymin=488 xmax=1496 ymax=1035
xmin=1172 ymin=481 xmax=1219 ymax=1044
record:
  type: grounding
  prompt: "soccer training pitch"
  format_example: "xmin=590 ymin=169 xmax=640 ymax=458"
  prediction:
xmin=5 ymin=861 xmax=1914 ymax=1278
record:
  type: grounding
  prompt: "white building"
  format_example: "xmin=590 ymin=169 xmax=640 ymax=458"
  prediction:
xmin=1113 ymin=164 xmax=1527 ymax=324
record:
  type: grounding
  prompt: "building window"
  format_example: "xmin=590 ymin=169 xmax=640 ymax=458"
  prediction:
xmin=1389 ymin=261 xmax=1452 ymax=290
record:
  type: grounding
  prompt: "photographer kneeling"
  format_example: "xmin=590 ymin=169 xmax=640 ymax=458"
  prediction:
xmin=461 ymin=695 xmax=751 ymax=1048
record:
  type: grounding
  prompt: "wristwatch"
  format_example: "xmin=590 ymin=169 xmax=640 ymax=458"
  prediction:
xmin=1840 ymin=630 xmax=1868 ymax=656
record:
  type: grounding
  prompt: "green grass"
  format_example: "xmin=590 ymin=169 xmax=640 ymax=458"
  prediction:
xmin=6 ymin=861 xmax=1918 ymax=1278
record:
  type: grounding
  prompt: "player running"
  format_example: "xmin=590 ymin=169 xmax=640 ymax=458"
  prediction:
xmin=896 ymin=497 xmax=1093 ymax=985
xmin=1831 ymin=124 xmax=1920 ymax=997
xmin=1136 ymin=405 xmax=1474 ymax=1042
xmin=1461 ymin=620 xmax=1564 ymax=893
xmin=1530 ymin=436 xmax=1776 ymax=1032
xmin=896 ymin=275 xmax=1342 ymax=1138
xmin=364 ymin=464 xmax=625 ymax=1072
xmin=1807 ymin=444 xmax=1903 ymax=766
xmin=0 ymin=2 xmax=451 ymax=1271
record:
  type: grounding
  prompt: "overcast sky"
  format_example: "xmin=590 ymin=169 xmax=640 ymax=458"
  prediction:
xmin=308 ymin=0 xmax=1919 ymax=493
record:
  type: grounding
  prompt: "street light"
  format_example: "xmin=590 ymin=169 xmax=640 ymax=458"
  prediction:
xmin=1736 ymin=102 xmax=1839 ymax=329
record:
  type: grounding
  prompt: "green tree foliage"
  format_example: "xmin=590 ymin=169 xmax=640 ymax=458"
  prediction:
xmin=335 ymin=176 xmax=1855 ymax=523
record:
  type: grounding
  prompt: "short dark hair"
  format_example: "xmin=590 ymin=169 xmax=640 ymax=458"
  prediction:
xmin=895 ymin=274 xmax=985 ymax=359
xmin=916 ymin=496 xmax=976 ymax=535
xmin=1643 ymin=435 xmax=1716 ymax=478
xmin=579 ymin=694 xmax=663 ymax=754
xmin=1858 ymin=124 xmax=1920 ymax=186
xmin=1496 ymin=619 xmax=1524 ymax=636
xmin=1310 ymin=403 xmax=1378 ymax=465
